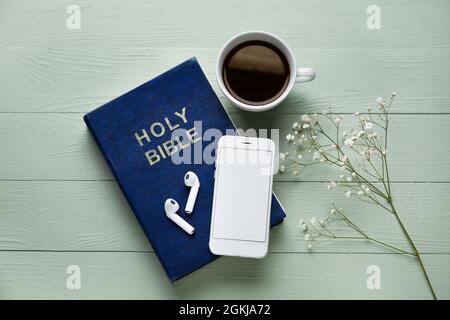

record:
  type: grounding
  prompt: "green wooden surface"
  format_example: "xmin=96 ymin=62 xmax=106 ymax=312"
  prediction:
xmin=1 ymin=0 xmax=449 ymax=299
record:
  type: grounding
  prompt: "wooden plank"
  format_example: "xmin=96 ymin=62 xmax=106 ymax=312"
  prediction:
xmin=1 ymin=181 xmax=449 ymax=254
xmin=0 ymin=114 xmax=448 ymax=181
xmin=1 ymin=0 xmax=449 ymax=49
xmin=0 ymin=0 xmax=448 ymax=301
xmin=0 ymin=251 xmax=445 ymax=299
xmin=1 ymin=47 xmax=449 ymax=114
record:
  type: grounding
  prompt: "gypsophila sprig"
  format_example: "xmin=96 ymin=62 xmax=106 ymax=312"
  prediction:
xmin=299 ymin=203 xmax=414 ymax=255
xmin=280 ymin=93 xmax=437 ymax=299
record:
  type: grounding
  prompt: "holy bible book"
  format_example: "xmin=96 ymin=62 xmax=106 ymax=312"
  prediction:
xmin=84 ymin=57 xmax=286 ymax=281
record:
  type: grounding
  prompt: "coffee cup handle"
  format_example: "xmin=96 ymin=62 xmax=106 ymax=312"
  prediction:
xmin=296 ymin=67 xmax=316 ymax=83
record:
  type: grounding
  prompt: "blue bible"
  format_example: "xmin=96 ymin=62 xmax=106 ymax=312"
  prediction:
xmin=84 ymin=57 xmax=286 ymax=281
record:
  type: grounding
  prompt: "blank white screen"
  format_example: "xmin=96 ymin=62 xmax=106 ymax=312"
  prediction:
xmin=212 ymin=147 xmax=272 ymax=242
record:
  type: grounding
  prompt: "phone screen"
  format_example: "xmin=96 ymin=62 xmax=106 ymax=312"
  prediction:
xmin=212 ymin=146 xmax=273 ymax=242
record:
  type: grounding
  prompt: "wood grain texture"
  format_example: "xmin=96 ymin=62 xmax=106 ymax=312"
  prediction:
xmin=1 ymin=181 xmax=449 ymax=254
xmin=1 ymin=47 xmax=449 ymax=114
xmin=0 ymin=251 xmax=447 ymax=299
xmin=0 ymin=113 xmax=449 ymax=181
xmin=1 ymin=0 xmax=449 ymax=49
xmin=1 ymin=0 xmax=449 ymax=300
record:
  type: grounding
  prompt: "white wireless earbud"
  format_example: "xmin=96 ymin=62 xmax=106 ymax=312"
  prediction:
xmin=184 ymin=171 xmax=200 ymax=214
xmin=164 ymin=198 xmax=195 ymax=235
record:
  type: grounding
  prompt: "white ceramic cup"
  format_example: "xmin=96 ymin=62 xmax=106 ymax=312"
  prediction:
xmin=216 ymin=31 xmax=316 ymax=112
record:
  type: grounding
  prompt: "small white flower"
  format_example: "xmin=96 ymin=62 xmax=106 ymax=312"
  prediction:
xmin=344 ymin=138 xmax=354 ymax=146
xmin=342 ymin=131 xmax=347 ymax=137
xmin=372 ymin=132 xmax=378 ymax=137
xmin=335 ymin=117 xmax=341 ymax=124
xmin=353 ymin=112 xmax=360 ymax=116
xmin=313 ymin=151 xmax=321 ymax=161
xmin=345 ymin=190 xmax=352 ymax=198
xmin=312 ymin=135 xmax=318 ymax=140
xmin=280 ymin=153 xmax=286 ymax=160
xmin=304 ymin=234 xmax=311 ymax=241
xmin=382 ymin=150 xmax=388 ymax=155
xmin=364 ymin=122 xmax=374 ymax=131
xmin=352 ymin=172 xmax=356 ymax=177
xmin=292 ymin=170 xmax=299 ymax=176
xmin=320 ymin=219 xmax=325 ymax=225
xmin=303 ymin=123 xmax=310 ymax=129
xmin=279 ymin=165 xmax=285 ymax=173
xmin=376 ymin=97 xmax=384 ymax=105
xmin=331 ymin=144 xmax=337 ymax=149
xmin=342 ymin=155 xmax=348 ymax=162
xmin=320 ymin=158 xmax=326 ymax=163
xmin=330 ymin=208 xmax=336 ymax=215
xmin=364 ymin=187 xmax=371 ymax=194
xmin=327 ymin=184 xmax=332 ymax=190
xmin=392 ymin=92 xmax=397 ymax=97
xmin=357 ymin=191 xmax=364 ymax=196
xmin=292 ymin=122 xmax=299 ymax=130
xmin=301 ymin=114 xmax=311 ymax=122
xmin=339 ymin=174 xmax=345 ymax=179
xmin=297 ymin=154 xmax=303 ymax=160
xmin=346 ymin=176 xmax=352 ymax=182
xmin=301 ymin=223 xmax=307 ymax=231
xmin=367 ymin=106 xmax=372 ymax=112
xmin=307 ymin=244 xmax=313 ymax=250
xmin=286 ymin=133 xmax=295 ymax=142
xmin=330 ymin=180 xmax=337 ymax=188
xmin=299 ymin=220 xmax=307 ymax=231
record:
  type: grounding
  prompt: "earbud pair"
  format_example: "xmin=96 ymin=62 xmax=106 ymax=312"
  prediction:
xmin=164 ymin=171 xmax=200 ymax=235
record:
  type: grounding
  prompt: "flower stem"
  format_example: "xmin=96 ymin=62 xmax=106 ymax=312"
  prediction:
xmin=365 ymin=236 xmax=414 ymax=256
xmin=388 ymin=199 xmax=437 ymax=299
xmin=382 ymin=107 xmax=436 ymax=298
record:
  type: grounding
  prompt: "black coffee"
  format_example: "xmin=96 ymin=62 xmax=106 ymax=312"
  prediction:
xmin=222 ymin=40 xmax=290 ymax=106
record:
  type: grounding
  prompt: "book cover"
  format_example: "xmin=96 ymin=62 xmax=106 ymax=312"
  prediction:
xmin=84 ymin=57 xmax=286 ymax=281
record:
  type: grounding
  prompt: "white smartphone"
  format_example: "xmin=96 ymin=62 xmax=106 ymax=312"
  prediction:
xmin=209 ymin=135 xmax=275 ymax=258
